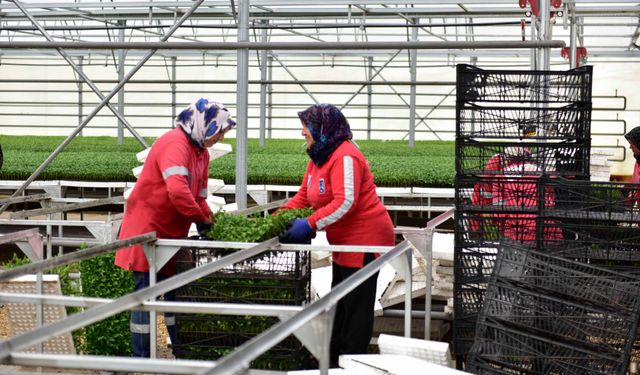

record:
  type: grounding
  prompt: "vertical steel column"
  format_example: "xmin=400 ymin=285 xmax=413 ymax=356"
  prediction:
xmin=171 ymin=56 xmax=177 ymax=125
xmin=366 ymin=56 xmax=373 ymax=140
xmin=267 ymin=56 xmax=273 ymax=139
xmin=569 ymin=3 xmax=577 ymax=69
xmin=531 ymin=15 xmax=538 ymax=70
xmin=409 ymin=18 xmax=419 ymax=148
xmin=235 ymin=0 xmax=250 ymax=210
xmin=117 ymin=20 xmax=126 ymax=145
xmin=77 ymin=56 xmax=84 ymax=137
xmin=539 ymin=0 xmax=550 ymax=71
xmin=259 ymin=20 xmax=269 ymax=147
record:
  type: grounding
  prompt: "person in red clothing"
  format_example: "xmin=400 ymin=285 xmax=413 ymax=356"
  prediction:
xmin=625 ymin=126 xmax=640 ymax=184
xmin=470 ymin=126 xmax=535 ymax=239
xmin=115 ymin=98 xmax=236 ymax=357
xmin=277 ymin=103 xmax=394 ymax=368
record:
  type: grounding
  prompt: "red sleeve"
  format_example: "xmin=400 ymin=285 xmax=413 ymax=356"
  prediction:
xmin=280 ymin=161 xmax=313 ymax=211
xmin=308 ymin=155 xmax=361 ymax=230
xmin=197 ymin=153 xmax=212 ymax=219
xmin=157 ymin=142 xmax=209 ymax=223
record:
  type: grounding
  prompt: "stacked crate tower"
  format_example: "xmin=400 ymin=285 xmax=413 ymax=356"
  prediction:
xmin=453 ymin=63 xmax=593 ymax=367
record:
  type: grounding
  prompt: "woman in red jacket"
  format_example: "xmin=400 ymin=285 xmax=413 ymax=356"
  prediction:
xmin=115 ymin=98 xmax=236 ymax=357
xmin=278 ymin=103 xmax=394 ymax=368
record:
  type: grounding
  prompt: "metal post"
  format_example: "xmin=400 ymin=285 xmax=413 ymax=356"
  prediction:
xmin=171 ymin=56 xmax=177 ymax=126
xmin=538 ymin=0 xmax=550 ymax=71
xmin=569 ymin=4 xmax=577 ymax=69
xmin=77 ymin=56 xmax=83 ymax=137
xmin=235 ymin=0 xmax=250 ymax=210
xmin=267 ymin=56 xmax=273 ymax=139
xmin=366 ymin=56 xmax=373 ymax=140
xmin=531 ymin=15 xmax=537 ymax=70
xmin=259 ymin=20 xmax=269 ymax=147
xmin=424 ymin=228 xmax=433 ymax=340
xmin=144 ymin=243 xmax=158 ymax=359
xmin=117 ymin=20 xmax=126 ymax=145
xmin=409 ymin=18 xmax=419 ymax=148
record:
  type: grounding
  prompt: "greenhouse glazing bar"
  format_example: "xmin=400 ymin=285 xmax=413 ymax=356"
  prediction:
xmin=0 ymin=40 xmax=567 ymax=49
xmin=0 ymin=0 xmax=207 ymax=216
xmin=10 ymin=0 xmax=146 ymax=147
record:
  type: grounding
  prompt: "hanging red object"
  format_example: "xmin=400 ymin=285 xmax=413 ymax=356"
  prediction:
xmin=519 ymin=0 xmax=562 ymax=17
xmin=561 ymin=47 xmax=588 ymax=66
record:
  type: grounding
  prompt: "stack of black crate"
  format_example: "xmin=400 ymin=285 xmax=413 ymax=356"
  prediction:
xmin=453 ymin=63 xmax=593 ymax=367
xmin=467 ymin=242 xmax=640 ymax=374
xmin=172 ymin=247 xmax=312 ymax=371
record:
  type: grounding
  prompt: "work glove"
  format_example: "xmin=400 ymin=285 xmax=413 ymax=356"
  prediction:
xmin=279 ymin=218 xmax=316 ymax=244
xmin=195 ymin=221 xmax=213 ymax=238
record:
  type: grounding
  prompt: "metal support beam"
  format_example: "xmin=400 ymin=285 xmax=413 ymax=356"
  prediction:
xmin=0 ymin=0 xmax=207 ymax=216
xmin=9 ymin=0 xmax=146 ymax=148
xmin=539 ymin=0 xmax=551 ymax=71
xmin=0 ymin=233 xmax=156 ymax=282
xmin=236 ymin=0 xmax=250 ymax=210
xmin=408 ymin=17 xmax=418 ymax=148
xmin=259 ymin=20 xmax=269 ymax=147
xmin=117 ymin=20 xmax=126 ymax=144
xmin=0 ymin=237 xmax=278 ymax=359
xmin=197 ymin=240 xmax=413 ymax=375
xmin=0 ymin=228 xmax=43 ymax=261
xmin=0 ymin=40 xmax=567 ymax=50
xmin=366 ymin=56 xmax=373 ymax=140
xmin=10 ymin=196 xmax=125 ymax=219
xmin=340 ymin=50 xmax=402 ymax=111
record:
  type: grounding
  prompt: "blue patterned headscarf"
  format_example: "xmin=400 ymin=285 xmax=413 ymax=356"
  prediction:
xmin=175 ymin=98 xmax=236 ymax=149
xmin=298 ymin=103 xmax=353 ymax=166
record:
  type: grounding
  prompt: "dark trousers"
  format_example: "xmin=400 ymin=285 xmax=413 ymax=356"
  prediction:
xmin=329 ymin=253 xmax=378 ymax=368
xmin=131 ymin=271 xmax=177 ymax=357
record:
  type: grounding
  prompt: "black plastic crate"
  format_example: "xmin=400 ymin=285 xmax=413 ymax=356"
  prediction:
xmin=467 ymin=244 xmax=640 ymax=375
xmin=454 ymin=283 xmax=490 ymax=321
xmin=453 ymin=320 xmax=480 ymax=367
xmin=174 ymin=315 xmax=310 ymax=371
xmin=457 ymin=103 xmax=591 ymax=141
xmin=542 ymin=178 xmax=640 ymax=223
xmin=468 ymin=323 xmax=631 ymax=375
xmin=454 ymin=247 xmax=497 ymax=285
xmin=541 ymin=220 xmax=640 ymax=261
xmin=456 ymin=64 xmax=593 ymax=104
xmin=175 ymin=247 xmax=311 ymax=305
xmin=456 ymin=175 xmax=557 ymax=213
xmin=456 ymin=141 xmax=590 ymax=177
xmin=492 ymin=243 xmax=640 ymax=306
xmin=480 ymin=280 xmax=640 ymax=348
xmin=453 ymin=283 xmax=488 ymax=365
xmin=173 ymin=247 xmax=313 ymax=371
xmin=455 ymin=212 xmax=564 ymax=246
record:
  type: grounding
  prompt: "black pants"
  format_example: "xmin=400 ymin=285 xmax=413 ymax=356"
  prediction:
xmin=329 ymin=253 xmax=379 ymax=368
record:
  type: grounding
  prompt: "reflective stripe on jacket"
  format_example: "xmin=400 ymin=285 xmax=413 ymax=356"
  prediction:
xmin=115 ymin=128 xmax=212 ymax=274
xmin=281 ymin=141 xmax=394 ymax=268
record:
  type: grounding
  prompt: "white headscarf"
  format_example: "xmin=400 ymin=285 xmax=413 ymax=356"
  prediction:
xmin=175 ymin=98 xmax=236 ymax=149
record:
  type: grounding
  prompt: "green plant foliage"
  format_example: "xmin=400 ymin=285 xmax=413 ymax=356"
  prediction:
xmin=0 ymin=135 xmax=455 ymax=187
xmin=208 ymin=208 xmax=314 ymax=242
xmin=180 ymin=208 xmax=313 ymax=370
xmin=79 ymin=251 xmax=134 ymax=356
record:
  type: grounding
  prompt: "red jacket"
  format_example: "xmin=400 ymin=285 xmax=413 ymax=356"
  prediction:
xmin=281 ymin=141 xmax=394 ymax=268
xmin=492 ymin=162 xmax=562 ymax=242
xmin=115 ymin=128 xmax=212 ymax=274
